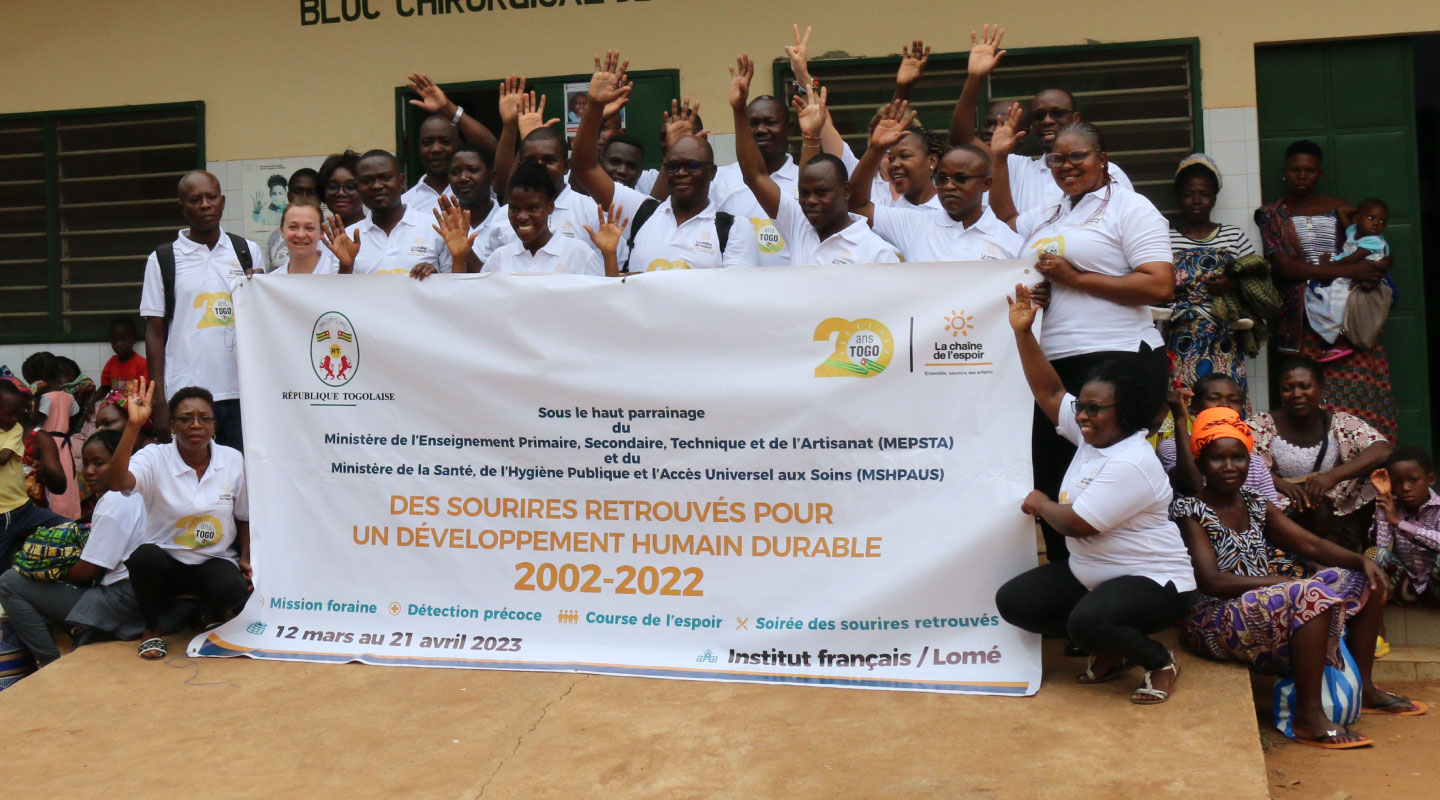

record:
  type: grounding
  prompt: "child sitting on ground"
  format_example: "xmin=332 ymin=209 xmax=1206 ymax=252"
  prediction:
xmin=1305 ymin=198 xmax=1391 ymax=362
xmin=99 ymin=316 xmax=147 ymax=396
xmin=1371 ymin=447 xmax=1440 ymax=605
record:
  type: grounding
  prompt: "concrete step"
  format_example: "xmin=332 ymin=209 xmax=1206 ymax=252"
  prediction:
xmin=1373 ymin=644 xmax=1440 ymax=683
xmin=1383 ymin=604 xmax=1440 ymax=646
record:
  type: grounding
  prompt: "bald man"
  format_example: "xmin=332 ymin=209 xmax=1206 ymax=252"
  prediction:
xmin=400 ymin=113 xmax=459 ymax=215
xmin=138 ymin=171 xmax=262 ymax=448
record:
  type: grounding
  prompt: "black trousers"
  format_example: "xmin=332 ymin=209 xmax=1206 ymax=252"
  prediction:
xmin=125 ymin=543 xmax=248 ymax=630
xmin=995 ymin=561 xmax=1192 ymax=670
xmin=213 ymin=398 xmax=243 ymax=452
xmin=1031 ymin=346 xmax=1170 ymax=560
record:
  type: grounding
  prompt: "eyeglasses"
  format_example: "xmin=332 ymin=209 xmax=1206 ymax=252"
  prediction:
xmin=326 ymin=182 xmax=360 ymax=195
xmin=934 ymin=173 xmax=988 ymax=187
xmin=663 ymin=159 xmax=707 ymax=175
xmin=1071 ymin=400 xmax=1116 ymax=417
xmin=1043 ymin=149 xmax=1097 ymax=169
xmin=173 ymin=415 xmax=215 ymax=427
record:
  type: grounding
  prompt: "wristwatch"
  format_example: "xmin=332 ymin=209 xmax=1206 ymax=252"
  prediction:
xmin=451 ymin=106 xmax=464 ymax=125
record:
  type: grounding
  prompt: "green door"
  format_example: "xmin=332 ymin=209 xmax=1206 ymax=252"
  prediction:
xmin=1255 ymin=38 xmax=1431 ymax=448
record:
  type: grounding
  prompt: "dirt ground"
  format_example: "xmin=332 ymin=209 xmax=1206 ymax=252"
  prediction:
xmin=0 ymin=630 xmax=1271 ymax=799
xmin=1257 ymin=677 xmax=1439 ymax=799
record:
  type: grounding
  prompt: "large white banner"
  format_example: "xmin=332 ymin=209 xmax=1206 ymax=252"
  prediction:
xmin=192 ymin=262 xmax=1043 ymax=694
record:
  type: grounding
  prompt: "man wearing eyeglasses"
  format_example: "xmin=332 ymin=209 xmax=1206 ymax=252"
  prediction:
xmin=573 ymin=51 xmax=758 ymax=272
xmin=947 ymin=25 xmax=1132 ymax=214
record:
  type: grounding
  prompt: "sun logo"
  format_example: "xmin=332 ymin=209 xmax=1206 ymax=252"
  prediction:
xmin=945 ymin=310 xmax=975 ymax=337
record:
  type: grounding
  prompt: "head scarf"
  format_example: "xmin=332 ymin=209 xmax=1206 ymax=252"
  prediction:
xmin=95 ymin=389 xmax=151 ymax=433
xmin=1191 ymin=406 xmax=1253 ymax=457
xmin=1175 ymin=153 xmax=1222 ymax=190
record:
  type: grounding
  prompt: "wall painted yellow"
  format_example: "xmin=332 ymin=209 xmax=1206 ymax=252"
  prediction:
xmin=6 ymin=0 xmax=1439 ymax=161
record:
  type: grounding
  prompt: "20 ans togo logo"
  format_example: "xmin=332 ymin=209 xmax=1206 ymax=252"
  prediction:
xmin=312 ymin=311 xmax=359 ymax=387
xmin=812 ymin=318 xmax=894 ymax=378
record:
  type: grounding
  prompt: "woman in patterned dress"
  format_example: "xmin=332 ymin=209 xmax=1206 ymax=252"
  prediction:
xmin=1174 ymin=406 xmax=1422 ymax=749
xmin=1167 ymin=154 xmax=1264 ymax=398
xmin=1254 ymin=139 xmax=1398 ymax=442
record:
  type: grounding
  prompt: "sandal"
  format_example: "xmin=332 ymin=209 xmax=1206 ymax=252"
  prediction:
xmin=1292 ymin=729 xmax=1373 ymax=750
xmin=1076 ymin=656 xmax=1129 ymax=684
xmin=1362 ymin=691 xmax=1428 ymax=717
xmin=138 ymin=638 xmax=167 ymax=660
xmin=1131 ymin=651 xmax=1179 ymax=705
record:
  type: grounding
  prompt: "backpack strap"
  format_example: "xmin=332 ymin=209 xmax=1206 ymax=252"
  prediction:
xmin=715 ymin=212 xmax=734 ymax=256
xmin=623 ymin=197 xmax=662 ymax=273
xmin=228 ymin=233 xmax=254 ymax=274
xmin=156 ymin=242 xmax=177 ymax=334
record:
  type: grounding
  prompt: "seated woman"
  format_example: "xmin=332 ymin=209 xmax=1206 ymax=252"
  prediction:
xmin=1252 ymin=357 xmax=1391 ymax=551
xmin=110 ymin=378 xmax=250 ymax=660
xmin=1174 ymin=406 xmax=1424 ymax=749
xmin=0 ymin=431 xmax=189 ymax=666
xmin=996 ymin=284 xmax=1197 ymax=705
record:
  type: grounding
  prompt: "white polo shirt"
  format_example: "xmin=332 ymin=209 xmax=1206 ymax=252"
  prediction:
xmin=1056 ymin=394 xmax=1196 ymax=592
xmin=484 ymin=235 xmax=605 ymax=275
xmin=774 ymin=197 xmax=900 ymax=265
xmin=264 ymin=247 xmax=340 ymax=275
xmin=463 ymin=202 xmax=510 ymax=265
xmin=139 ymin=228 xmax=262 ymax=402
xmin=492 ymin=183 xmax=648 ymax=265
xmin=1008 ymin=154 xmax=1133 ymax=216
xmin=78 ymin=490 xmax=149 ymax=586
xmin=346 ymin=206 xmax=452 ymax=275
xmin=124 ymin=441 xmax=248 ymax=566
xmin=1016 ymin=185 xmax=1171 ymax=360
xmin=399 ymin=179 xmax=455 ymax=217
xmin=713 ymin=156 xmax=798 ymax=267
xmin=627 ymin=200 xmax=759 ymax=271
xmin=871 ymin=205 xmax=1021 ymax=263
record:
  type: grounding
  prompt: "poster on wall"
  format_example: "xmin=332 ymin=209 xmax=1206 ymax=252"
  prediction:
xmin=563 ymin=82 xmax=623 ymax=140
xmin=241 ymin=157 xmax=325 ymax=245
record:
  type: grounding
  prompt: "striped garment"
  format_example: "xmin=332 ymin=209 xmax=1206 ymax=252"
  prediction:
xmin=1168 ymin=225 xmax=1257 ymax=258
xmin=1292 ymin=215 xmax=1339 ymax=263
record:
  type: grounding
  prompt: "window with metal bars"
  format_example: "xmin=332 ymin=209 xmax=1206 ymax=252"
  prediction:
xmin=0 ymin=103 xmax=204 ymax=343
xmin=772 ymin=39 xmax=1200 ymax=215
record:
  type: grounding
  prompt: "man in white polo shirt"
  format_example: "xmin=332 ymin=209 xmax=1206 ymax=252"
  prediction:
xmin=139 ymin=171 xmax=261 ymax=449
xmin=849 ymin=105 xmax=1021 ymax=263
xmin=345 ymin=150 xmax=452 ymax=277
xmin=947 ymin=25 xmax=1132 ymax=215
xmin=710 ymin=92 xmax=797 ymax=268
xmin=729 ymin=56 xmax=898 ymax=266
xmin=399 ymin=114 xmax=459 ymax=215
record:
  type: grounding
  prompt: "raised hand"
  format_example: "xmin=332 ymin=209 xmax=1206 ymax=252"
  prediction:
xmin=1370 ymin=467 xmax=1392 ymax=496
xmin=1008 ymin=282 xmax=1039 ymax=332
xmin=589 ymin=50 xmax=633 ymax=106
xmin=518 ymin=91 xmax=559 ymax=140
xmin=407 ymin=72 xmax=451 ymax=114
xmin=897 ymin=39 xmax=931 ymax=87
xmin=663 ymin=99 xmax=708 ymax=148
xmin=990 ymin=102 xmax=1027 ymax=156
xmin=792 ymin=85 xmax=828 ymax=139
xmin=583 ymin=203 xmax=630 ymax=257
xmin=126 ymin=376 xmax=155 ymax=428
xmin=498 ymin=75 xmax=527 ymax=125
xmin=729 ymin=54 xmax=756 ymax=111
xmin=968 ymin=24 xmax=1007 ymax=77
xmin=432 ymin=195 xmax=478 ymax=261
xmin=869 ymin=99 xmax=917 ymax=151
xmin=785 ymin=24 xmax=813 ymax=85
xmin=320 ymin=214 xmax=360 ymax=272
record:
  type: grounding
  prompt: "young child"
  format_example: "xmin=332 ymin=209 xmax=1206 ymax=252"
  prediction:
xmin=1371 ymin=447 xmax=1440 ymax=605
xmin=1305 ymin=198 xmax=1390 ymax=362
xmin=99 ymin=316 xmax=147 ymax=396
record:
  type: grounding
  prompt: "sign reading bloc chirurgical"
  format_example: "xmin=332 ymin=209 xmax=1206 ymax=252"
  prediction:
xmin=192 ymin=262 xmax=1043 ymax=695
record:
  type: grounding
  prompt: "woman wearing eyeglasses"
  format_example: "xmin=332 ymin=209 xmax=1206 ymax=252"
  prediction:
xmin=107 ymin=377 xmax=249 ymax=661
xmin=318 ymin=151 xmax=367 ymax=230
xmin=988 ymin=113 xmax=1174 ymax=564
xmin=997 ymin=284 xmax=1196 ymax=705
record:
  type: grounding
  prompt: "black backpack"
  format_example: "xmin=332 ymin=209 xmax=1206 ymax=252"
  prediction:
xmin=623 ymin=198 xmax=733 ymax=273
xmin=153 ymin=232 xmax=253 ymax=332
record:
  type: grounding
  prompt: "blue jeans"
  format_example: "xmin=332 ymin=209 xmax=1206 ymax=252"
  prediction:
xmin=0 ymin=501 xmax=71 ymax=569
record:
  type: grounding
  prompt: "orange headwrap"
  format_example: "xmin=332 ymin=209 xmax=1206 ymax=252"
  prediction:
xmin=1191 ymin=407 xmax=1254 ymax=457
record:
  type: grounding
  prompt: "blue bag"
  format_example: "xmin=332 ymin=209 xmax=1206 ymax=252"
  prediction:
xmin=1272 ymin=635 xmax=1361 ymax=737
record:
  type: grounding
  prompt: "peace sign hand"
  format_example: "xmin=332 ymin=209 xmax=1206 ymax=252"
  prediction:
xmin=785 ymin=24 xmax=813 ymax=85
xmin=320 ymin=214 xmax=360 ymax=273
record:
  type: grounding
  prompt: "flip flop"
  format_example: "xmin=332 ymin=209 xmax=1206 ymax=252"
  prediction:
xmin=1291 ymin=729 xmax=1373 ymax=749
xmin=138 ymin=638 xmax=167 ymax=660
xmin=1362 ymin=693 xmax=1428 ymax=717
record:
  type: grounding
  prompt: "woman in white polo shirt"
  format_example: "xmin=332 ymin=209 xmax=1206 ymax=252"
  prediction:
xmin=109 ymin=377 xmax=249 ymax=660
xmin=990 ymin=117 xmax=1174 ymax=564
xmin=268 ymin=202 xmax=343 ymax=275
xmin=997 ymin=284 xmax=1196 ymax=704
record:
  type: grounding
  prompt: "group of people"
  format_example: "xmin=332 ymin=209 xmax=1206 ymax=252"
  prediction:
xmin=0 ymin=23 xmax=1433 ymax=749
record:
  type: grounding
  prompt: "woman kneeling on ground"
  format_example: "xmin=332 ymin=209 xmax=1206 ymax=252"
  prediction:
xmin=996 ymin=284 xmax=1197 ymax=705
xmin=109 ymin=377 xmax=250 ymax=660
xmin=1175 ymin=406 xmax=1424 ymax=749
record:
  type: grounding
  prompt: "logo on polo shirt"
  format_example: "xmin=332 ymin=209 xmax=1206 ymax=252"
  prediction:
xmin=812 ymin=317 xmax=894 ymax=378
xmin=646 ymin=258 xmax=692 ymax=271
xmin=750 ymin=218 xmax=786 ymax=254
xmin=313 ymin=311 xmax=360 ymax=387
xmin=175 ymin=515 xmax=224 ymax=549
xmin=1030 ymin=236 xmax=1065 ymax=257
xmin=195 ymin=292 xmax=235 ymax=328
